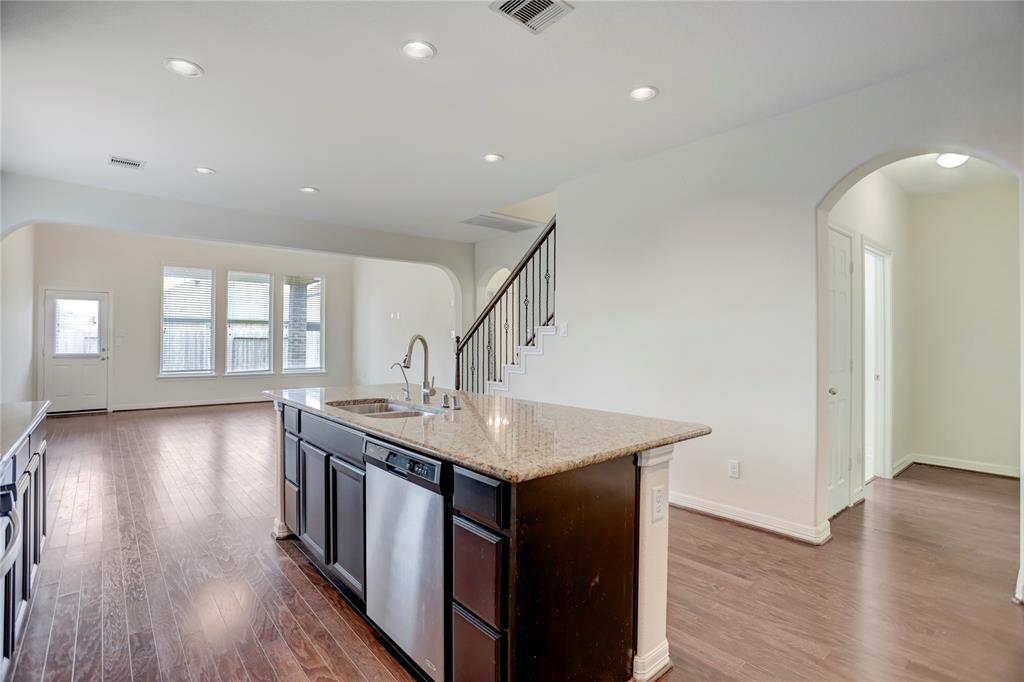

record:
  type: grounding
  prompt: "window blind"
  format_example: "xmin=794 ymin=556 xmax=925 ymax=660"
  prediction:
xmin=282 ymin=275 xmax=323 ymax=371
xmin=226 ymin=272 xmax=272 ymax=373
xmin=160 ymin=266 xmax=214 ymax=375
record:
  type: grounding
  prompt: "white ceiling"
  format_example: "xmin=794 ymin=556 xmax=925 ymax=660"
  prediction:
xmin=3 ymin=2 xmax=1021 ymax=243
xmin=880 ymin=154 xmax=1018 ymax=197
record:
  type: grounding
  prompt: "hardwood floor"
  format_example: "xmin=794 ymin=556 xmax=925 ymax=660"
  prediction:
xmin=12 ymin=403 xmax=1024 ymax=681
xmin=663 ymin=465 xmax=1024 ymax=681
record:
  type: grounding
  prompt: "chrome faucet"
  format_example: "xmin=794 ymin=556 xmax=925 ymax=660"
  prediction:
xmin=403 ymin=334 xmax=436 ymax=402
xmin=390 ymin=362 xmax=411 ymax=400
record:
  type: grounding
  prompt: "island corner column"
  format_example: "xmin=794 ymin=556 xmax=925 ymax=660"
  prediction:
xmin=271 ymin=400 xmax=291 ymax=539
xmin=633 ymin=444 xmax=675 ymax=681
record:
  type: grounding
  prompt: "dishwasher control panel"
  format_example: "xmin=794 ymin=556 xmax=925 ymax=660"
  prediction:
xmin=364 ymin=439 xmax=443 ymax=490
xmin=387 ymin=452 xmax=436 ymax=480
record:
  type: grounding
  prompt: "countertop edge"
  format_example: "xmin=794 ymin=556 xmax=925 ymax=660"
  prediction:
xmin=266 ymin=391 xmax=711 ymax=483
xmin=2 ymin=400 xmax=51 ymax=463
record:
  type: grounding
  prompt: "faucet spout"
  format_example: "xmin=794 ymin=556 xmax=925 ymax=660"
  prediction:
xmin=403 ymin=334 xmax=436 ymax=402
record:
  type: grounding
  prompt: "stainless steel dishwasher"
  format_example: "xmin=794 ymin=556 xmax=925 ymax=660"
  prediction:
xmin=364 ymin=439 xmax=445 ymax=682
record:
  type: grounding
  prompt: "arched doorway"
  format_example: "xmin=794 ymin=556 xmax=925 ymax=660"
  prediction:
xmin=816 ymin=150 xmax=1024 ymax=603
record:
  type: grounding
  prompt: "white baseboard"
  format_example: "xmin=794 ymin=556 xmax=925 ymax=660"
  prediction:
xmin=891 ymin=453 xmax=915 ymax=477
xmin=109 ymin=397 xmax=272 ymax=412
xmin=632 ymin=638 xmax=671 ymax=682
xmin=910 ymin=453 xmax=1019 ymax=478
xmin=669 ymin=492 xmax=831 ymax=545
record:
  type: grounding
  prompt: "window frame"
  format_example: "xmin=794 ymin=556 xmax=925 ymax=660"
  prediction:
xmin=158 ymin=264 xmax=216 ymax=379
xmin=281 ymin=273 xmax=326 ymax=374
xmin=51 ymin=291 xmax=104 ymax=359
xmin=223 ymin=271 xmax=275 ymax=376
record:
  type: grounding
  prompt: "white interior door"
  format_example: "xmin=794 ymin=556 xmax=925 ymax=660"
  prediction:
xmin=827 ymin=229 xmax=853 ymax=516
xmin=43 ymin=290 xmax=109 ymax=412
xmin=863 ymin=248 xmax=889 ymax=482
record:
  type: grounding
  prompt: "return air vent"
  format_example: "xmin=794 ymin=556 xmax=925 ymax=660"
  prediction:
xmin=489 ymin=0 xmax=574 ymax=34
xmin=108 ymin=155 xmax=145 ymax=171
xmin=463 ymin=213 xmax=544 ymax=233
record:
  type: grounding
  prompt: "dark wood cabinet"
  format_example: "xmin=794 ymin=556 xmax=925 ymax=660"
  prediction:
xmin=329 ymin=457 xmax=365 ymax=600
xmin=452 ymin=603 xmax=502 ymax=682
xmin=284 ymin=481 xmax=299 ymax=534
xmin=299 ymin=442 xmax=329 ymax=563
xmin=453 ymin=516 xmax=504 ymax=631
xmin=284 ymin=432 xmax=299 ymax=485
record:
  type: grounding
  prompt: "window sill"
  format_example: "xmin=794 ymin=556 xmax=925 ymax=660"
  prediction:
xmin=157 ymin=372 xmax=216 ymax=380
xmin=281 ymin=368 xmax=327 ymax=375
xmin=223 ymin=371 xmax=275 ymax=378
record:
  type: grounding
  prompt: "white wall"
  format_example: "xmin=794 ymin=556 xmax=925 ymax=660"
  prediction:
xmin=352 ymin=258 xmax=457 ymax=390
xmin=504 ymin=40 xmax=1022 ymax=543
xmin=829 ymin=171 xmax=913 ymax=490
xmin=474 ymin=228 xmax=541 ymax=313
xmin=32 ymin=223 xmax=354 ymax=410
xmin=908 ymin=183 xmax=1020 ymax=475
xmin=1 ymin=173 xmax=476 ymax=330
xmin=1 ymin=225 xmax=36 ymax=402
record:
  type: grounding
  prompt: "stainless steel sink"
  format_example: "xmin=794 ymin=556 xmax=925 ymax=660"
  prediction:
xmin=328 ymin=399 xmax=441 ymax=419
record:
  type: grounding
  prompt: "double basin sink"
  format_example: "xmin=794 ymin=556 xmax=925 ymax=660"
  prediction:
xmin=328 ymin=398 xmax=444 ymax=420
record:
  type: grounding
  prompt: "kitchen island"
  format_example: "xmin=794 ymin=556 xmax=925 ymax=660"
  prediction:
xmin=264 ymin=385 xmax=709 ymax=682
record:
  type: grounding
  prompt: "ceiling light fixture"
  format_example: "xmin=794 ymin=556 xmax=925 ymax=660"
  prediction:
xmin=165 ymin=58 xmax=205 ymax=78
xmin=195 ymin=166 xmax=216 ymax=175
xmin=629 ymin=86 xmax=659 ymax=102
xmin=483 ymin=153 xmax=504 ymax=163
xmin=402 ymin=40 xmax=437 ymax=60
xmin=299 ymin=186 xmax=320 ymax=193
xmin=935 ymin=153 xmax=969 ymax=169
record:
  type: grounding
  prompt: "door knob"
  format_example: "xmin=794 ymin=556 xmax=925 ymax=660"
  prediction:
xmin=828 ymin=387 xmax=838 ymax=396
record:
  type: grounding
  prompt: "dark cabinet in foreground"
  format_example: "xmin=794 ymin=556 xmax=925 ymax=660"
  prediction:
xmin=329 ymin=456 xmax=365 ymax=599
xmin=299 ymin=442 xmax=329 ymax=563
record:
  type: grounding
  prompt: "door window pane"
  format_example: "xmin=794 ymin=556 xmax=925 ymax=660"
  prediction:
xmin=282 ymin=275 xmax=323 ymax=371
xmin=54 ymin=298 xmax=99 ymax=355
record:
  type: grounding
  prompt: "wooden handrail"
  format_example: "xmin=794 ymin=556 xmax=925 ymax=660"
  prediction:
xmin=456 ymin=215 xmax=556 ymax=354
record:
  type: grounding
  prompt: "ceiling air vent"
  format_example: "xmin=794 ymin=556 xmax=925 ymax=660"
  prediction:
xmin=463 ymin=213 xmax=544 ymax=233
xmin=108 ymin=155 xmax=145 ymax=171
xmin=489 ymin=0 xmax=574 ymax=34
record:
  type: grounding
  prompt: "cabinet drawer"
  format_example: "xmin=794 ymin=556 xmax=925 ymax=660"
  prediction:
xmin=283 ymin=405 xmax=299 ymax=434
xmin=284 ymin=481 xmax=299 ymax=534
xmin=301 ymin=413 xmax=364 ymax=466
xmin=452 ymin=603 xmax=502 ymax=682
xmin=284 ymin=433 xmax=299 ymax=485
xmin=453 ymin=516 xmax=504 ymax=630
xmin=12 ymin=440 xmax=30 ymax=482
xmin=454 ymin=467 xmax=507 ymax=531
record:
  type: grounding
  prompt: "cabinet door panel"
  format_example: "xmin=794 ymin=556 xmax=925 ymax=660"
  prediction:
xmin=300 ymin=443 xmax=328 ymax=562
xmin=330 ymin=458 xmax=365 ymax=599
xmin=284 ymin=481 xmax=300 ymax=535
xmin=453 ymin=516 xmax=504 ymax=630
xmin=284 ymin=433 xmax=299 ymax=485
xmin=452 ymin=603 xmax=502 ymax=682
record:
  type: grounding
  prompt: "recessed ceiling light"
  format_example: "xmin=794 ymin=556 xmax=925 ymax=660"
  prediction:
xmin=936 ymin=153 xmax=969 ymax=169
xmin=195 ymin=166 xmax=216 ymax=175
xmin=402 ymin=40 xmax=437 ymax=60
xmin=629 ymin=86 xmax=659 ymax=102
xmin=165 ymin=58 xmax=205 ymax=78
xmin=483 ymin=153 xmax=504 ymax=163
xmin=299 ymin=186 xmax=320 ymax=193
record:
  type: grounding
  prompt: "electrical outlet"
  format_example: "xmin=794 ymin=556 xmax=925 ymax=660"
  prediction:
xmin=651 ymin=485 xmax=666 ymax=523
xmin=728 ymin=460 xmax=741 ymax=479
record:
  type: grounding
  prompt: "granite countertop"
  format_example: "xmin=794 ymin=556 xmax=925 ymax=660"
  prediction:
xmin=264 ymin=385 xmax=710 ymax=482
xmin=0 ymin=401 xmax=50 ymax=462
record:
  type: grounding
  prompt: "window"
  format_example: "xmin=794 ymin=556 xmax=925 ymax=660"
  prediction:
xmin=226 ymin=272 xmax=272 ymax=374
xmin=160 ymin=266 xmax=214 ymax=376
xmin=282 ymin=275 xmax=324 ymax=371
xmin=54 ymin=298 xmax=100 ymax=356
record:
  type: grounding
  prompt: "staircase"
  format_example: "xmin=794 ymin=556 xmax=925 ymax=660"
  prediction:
xmin=456 ymin=216 xmax=555 ymax=393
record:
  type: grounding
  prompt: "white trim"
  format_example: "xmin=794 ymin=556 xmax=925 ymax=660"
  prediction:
xmin=670 ymin=491 xmax=832 ymax=545
xmin=861 ymin=240 xmax=894 ymax=481
xmin=636 ymin=445 xmax=674 ymax=468
xmin=891 ymin=453 xmax=915 ymax=477
xmin=909 ymin=453 xmax=1020 ymax=478
xmin=280 ymin=368 xmax=328 ymax=375
xmin=632 ymin=638 xmax=671 ymax=682
xmin=221 ymin=370 xmax=276 ymax=378
xmin=1014 ymin=568 xmax=1023 ymax=605
xmin=156 ymin=371 xmax=216 ymax=379
xmin=109 ymin=396 xmax=272 ymax=412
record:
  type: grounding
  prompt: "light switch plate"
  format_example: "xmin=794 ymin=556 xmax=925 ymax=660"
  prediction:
xmin=651 ymin=485 xmax=666 ymax=523
xmin=728 ymin=460 xmax=741 ymax=479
